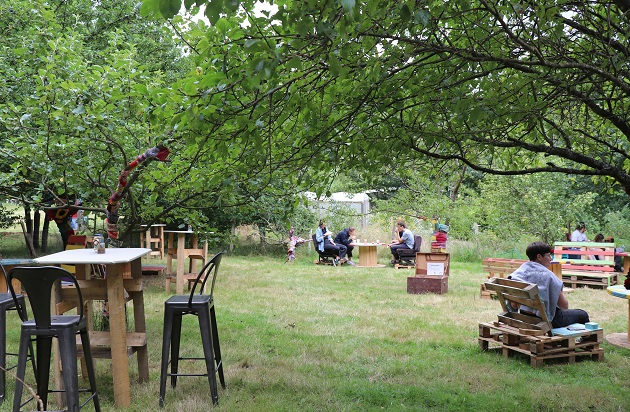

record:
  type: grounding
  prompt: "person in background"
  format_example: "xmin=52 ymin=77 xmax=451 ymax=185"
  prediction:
xmin=604 ymin=236 xmax=624 ymax=272
xmin=335 ymin=227 xmax=356 ymax=266
xmin=590 ymin=233 xmax=605 ymax=261
xmin=510 ymin=241 xmax=590 ymax=328
xmin=389 ymin=221 xmax=414 ymax=264
xmin=569 ymin=222 xmax=588 ymax=259
xmin=315 ymin=220 xmax=347 ymax=266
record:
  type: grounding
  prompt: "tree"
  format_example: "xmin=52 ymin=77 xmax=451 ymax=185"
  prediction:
xmin=142 ymin=0 xmax=630 ymax=198
xmin=0 ymin=0 xmax=192 ymax=247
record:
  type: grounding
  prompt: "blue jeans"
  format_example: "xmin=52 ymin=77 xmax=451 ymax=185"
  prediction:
xmin=551 ymin=307 xmax=590 ymax=328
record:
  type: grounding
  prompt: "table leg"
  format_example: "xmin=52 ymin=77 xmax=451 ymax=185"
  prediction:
xmin=107 ymin=263 xmax=131 ymax=408
xmin=176 ymin=233 xmax=186 ymax=295
xmin=627 ymin=300 xmax=630 ymax=341
xmin=167 ymin=233 xmax=175 ymax=275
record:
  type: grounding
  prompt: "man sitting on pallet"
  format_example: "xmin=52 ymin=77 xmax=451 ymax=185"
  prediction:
xmin=510 ymin=241 xmax=590 ymax=328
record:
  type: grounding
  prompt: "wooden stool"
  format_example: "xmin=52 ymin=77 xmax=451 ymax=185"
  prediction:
xmin=142 ymin=224 xmax=166 ymax=259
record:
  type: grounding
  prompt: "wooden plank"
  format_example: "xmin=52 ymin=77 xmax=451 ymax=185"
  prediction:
xmin=77 ymin=331 xmax=147 ymax=348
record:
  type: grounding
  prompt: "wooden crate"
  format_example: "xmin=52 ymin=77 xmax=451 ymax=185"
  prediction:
xmin=478 ymin=322 xmax=604 ymax=367
xmin=415 ymin=253 xmax=450 ymax=276
xmin=407 ymin=275 xmax=448 ymax=294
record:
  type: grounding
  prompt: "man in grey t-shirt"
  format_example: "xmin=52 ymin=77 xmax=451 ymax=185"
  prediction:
xmin=389 ymin=221 xmax=414 ymax=264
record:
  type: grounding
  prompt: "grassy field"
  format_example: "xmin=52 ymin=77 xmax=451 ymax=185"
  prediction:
xmin=1 ymin=247 xmax=630 ymax=411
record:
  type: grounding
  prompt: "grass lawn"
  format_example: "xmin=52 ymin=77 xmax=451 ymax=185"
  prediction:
xmin=2 ymin=247 xmax=630 ymax=411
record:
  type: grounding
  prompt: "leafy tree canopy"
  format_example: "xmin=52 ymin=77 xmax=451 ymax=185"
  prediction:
xmin=143 ymin=0 xmax=630 ymax=199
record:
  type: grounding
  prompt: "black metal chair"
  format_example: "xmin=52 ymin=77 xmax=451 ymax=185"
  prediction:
xmin=159 ymin=252 xmax=225 ymax=407
xmin=8 ymin=266 xmax=100 ymax=412
xmin=396 ymin=235 xmax=423 ymax=265
xmin=312 ymin=234 xmax=338 ymax=265
xmin=0 ymin=264 xmax=35 ymax=406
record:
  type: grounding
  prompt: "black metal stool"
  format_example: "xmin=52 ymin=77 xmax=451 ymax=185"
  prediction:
xmin=159 ymin=252 xmax=225 ymax=407
xmin=8 ymin=266 xmax=100 ymax=412
xmin=0 ymin=264 xmax=35 ymax=405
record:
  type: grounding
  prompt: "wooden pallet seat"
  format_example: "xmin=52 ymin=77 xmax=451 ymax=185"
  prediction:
xmin=478 ymin=277 xmax=603 ymax=367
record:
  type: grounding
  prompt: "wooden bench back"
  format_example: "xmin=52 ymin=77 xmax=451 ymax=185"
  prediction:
xmin=483 ymin=277 xmax=552 ymax=336
xmin=482 ymin=258 xmax=527 ymax=279
xmin=553 ymin=242 xmax=616 ymax=273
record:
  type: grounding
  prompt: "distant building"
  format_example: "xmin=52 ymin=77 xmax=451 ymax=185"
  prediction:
xmin=304 ymin=192 xmax=371 ymax=228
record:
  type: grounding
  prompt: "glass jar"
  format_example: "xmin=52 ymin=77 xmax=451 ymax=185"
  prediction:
xmin=93 ymin=234 xmax=106 ymax=254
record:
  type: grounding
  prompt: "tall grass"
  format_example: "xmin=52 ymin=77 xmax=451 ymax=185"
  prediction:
xmin=3 ymin=247 xmax=630 ymax=411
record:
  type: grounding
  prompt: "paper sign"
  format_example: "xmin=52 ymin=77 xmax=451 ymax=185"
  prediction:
xmin=427 ymin=262 xmax=444 ymax=276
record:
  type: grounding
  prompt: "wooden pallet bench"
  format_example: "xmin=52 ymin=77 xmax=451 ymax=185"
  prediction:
xmin=480 ymin=258 xmax=527 ymax=299
xmin=553 ymin=242 xmax=618 ymax=288
xmin=479 ymin=277 xmax=603 ymax=367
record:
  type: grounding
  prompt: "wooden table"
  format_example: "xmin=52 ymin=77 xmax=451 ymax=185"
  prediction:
xmin=353 ymin=243 xmax=386 ymax=267
xmin=165 ymin=230 xmax=208 ymax=294
xmin=606 ymin=285 xmax=630 ymax=349
xmin=34 ymin=248 xmax=151 ymax=408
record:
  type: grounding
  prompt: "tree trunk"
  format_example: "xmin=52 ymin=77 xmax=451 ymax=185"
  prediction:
xmin=23 ymin=203 xmax=33 ymax=235
xmin=33 ymin=208 xmax=41 ymax=249
xmin=229 ymin=221 xmax=236 ymax=254
xmin=42 ymin=216 xmax=50 ymax=252
xmin=20 ymin=221 xmax=37 ymax=258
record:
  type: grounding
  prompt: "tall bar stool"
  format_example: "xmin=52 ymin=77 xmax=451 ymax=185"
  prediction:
xmin=8 ymin=266 xmax=100 ymax=412
xmin=0 ymin=264 xmax=35 ymax=405
xmin=159 ymin=252 xmax=225 ymax=407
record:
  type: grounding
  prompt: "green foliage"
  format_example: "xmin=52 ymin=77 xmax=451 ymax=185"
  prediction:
xmin=143 ymin=0 xmax=630 ymax=200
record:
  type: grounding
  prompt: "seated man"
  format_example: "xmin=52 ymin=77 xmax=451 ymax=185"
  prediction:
xmin=510 ymin=241 xmax=590 ymax=328
xmin=389 ymin=221 xmax=414 ymax=264
xmin=315 ymin=220 xmax=347 ymax=265
xmin=334 ymin=227 xmax=356 ymax=266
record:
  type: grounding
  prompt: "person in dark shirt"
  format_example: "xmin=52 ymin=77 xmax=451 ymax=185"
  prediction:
xmin=335 ymin=227 xmax=356 ymax=266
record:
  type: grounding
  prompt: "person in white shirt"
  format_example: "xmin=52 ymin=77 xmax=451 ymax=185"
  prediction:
xmin=569 ymin=222 xmax=588 ymax=259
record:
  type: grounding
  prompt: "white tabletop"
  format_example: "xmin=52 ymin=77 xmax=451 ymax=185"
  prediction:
xmin=163 ymin=230 xmax=194 ymax=234
xmin=34 ymin=248 xmax=151 ymax=265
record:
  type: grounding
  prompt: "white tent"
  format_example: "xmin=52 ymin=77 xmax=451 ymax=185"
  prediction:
xmin=305 ymin=191 xmax=371 ymax=227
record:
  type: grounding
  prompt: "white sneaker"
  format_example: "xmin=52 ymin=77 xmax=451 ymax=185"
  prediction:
xmin=347 ymin=260 xmax=356 ymax=266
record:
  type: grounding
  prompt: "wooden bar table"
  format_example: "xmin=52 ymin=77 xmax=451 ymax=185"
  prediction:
xmin=164 ymin=230 xmax=208 ymax=294
xmin=605 ymin=285 xmax=630 ymax=349
xmin=353 ymin=242 xmax=386 ymax=268
xmin=34 ymin=247 xmax=151 ymax=408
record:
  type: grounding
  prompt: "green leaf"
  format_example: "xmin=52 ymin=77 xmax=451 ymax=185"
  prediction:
xmin=159 ymin=0 xmax=182 ymax=19
xmin=72 ymin=105 xmax=85 ymax=115
xmin=400 ymin=4 xmax=411 ymax=21
xmin=285 ymin=56 xmax=302 ymax=71
xmin=205 ymin=0 xmax=223 ymax=25
xmin=140 ymin=0 xmax=161 ymax=17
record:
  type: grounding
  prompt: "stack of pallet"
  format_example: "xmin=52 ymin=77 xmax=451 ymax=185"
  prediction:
xmin=478 ymin=322 xmax=604 ymax=367
xmin=553 ymin=242 xmax=619 ymax=288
